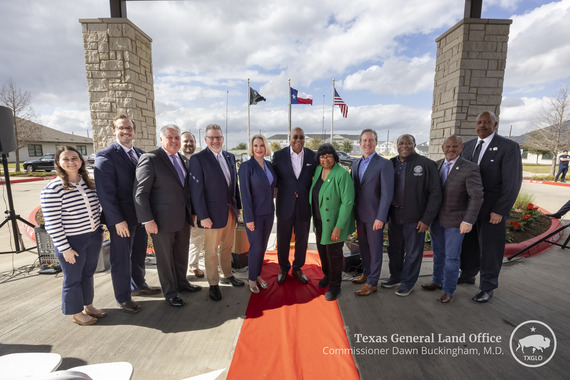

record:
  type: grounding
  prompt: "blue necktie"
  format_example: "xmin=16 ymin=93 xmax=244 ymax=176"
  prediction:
xmin=170 ymin=154 xmax=185 ymax=185
xmin=441 ymin=161 xmax=452 ymax=184
xmin=127 ymin=149 xmax=138 ymax=165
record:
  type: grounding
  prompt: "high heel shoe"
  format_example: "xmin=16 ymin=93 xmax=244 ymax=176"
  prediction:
xmin=258 ymin=278 xmax=268 ymax=289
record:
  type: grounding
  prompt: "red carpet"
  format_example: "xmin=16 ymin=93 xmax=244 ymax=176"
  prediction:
xmin=227 ymin=250 xmax=359 ymax=379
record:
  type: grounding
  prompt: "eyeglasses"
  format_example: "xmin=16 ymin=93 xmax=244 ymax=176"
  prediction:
xmin=117 ymin=127 xmax=133 ymax=132
xmin=319 ymin=154 xmax=334 ymax=160
xmin=207 ymin=136 xmax=223 ymax=141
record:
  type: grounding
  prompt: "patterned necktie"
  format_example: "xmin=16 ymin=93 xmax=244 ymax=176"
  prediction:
xmin=170 ymin=154 xmax=185 ymax=185
xmin=441 ymin=161 xmax=452 ymax=184
xmin=127 ymin=149 xmax=138 ymax=165
xmin=471 ymin=140 xmax=484 ymax=164
xmin=217 ymin=154 xmax=231 ymax=186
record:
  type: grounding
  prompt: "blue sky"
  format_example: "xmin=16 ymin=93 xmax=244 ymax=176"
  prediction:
xmin=1 ymin=0 xmax=569 ymax=148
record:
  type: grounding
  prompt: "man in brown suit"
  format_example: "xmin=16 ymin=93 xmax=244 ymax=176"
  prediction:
xmin=422 ymin=135 xmax=483 ymax=304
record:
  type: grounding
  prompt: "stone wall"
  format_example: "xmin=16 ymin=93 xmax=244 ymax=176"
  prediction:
xmin=79 ymin=18 xmax=156 ymax=152
xmin=429 ymin=18 xmax=512 ymax=159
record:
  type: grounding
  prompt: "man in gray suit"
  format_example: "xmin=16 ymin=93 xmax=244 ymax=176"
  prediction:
xmin=422 ymin=135 xmax=483 ymax=304
xmin=351 ymin=129 xmax=394 ymax=296
xmin=134 ymin=125 xmax=202 ymax=307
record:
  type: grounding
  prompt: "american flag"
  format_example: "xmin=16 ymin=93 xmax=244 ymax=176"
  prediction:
xmin=334 ymin=89 xmax=348 ymax=118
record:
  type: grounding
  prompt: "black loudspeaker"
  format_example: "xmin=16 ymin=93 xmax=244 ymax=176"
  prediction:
xmin=0 ymin=105 xmax=17 ymax=154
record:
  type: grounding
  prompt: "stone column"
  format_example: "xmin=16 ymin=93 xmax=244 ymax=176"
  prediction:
xmin=79 ymin=18 xmax=156 ymax=152
xmin=429 ymin=18 xmax=512 ymax=159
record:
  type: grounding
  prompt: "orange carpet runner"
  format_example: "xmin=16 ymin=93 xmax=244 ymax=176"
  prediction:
xmin=227 ymin=249 xmax=359 ymax=379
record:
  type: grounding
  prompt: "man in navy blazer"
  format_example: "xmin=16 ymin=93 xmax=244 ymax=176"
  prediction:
xmin=459 ymin=111 xmax=522 ymax=303
xmin=189 ymin=124 xmax=244 ymax=301
xmin=422 ymin=135 xmax=483 ymax=304
xmin=94 ymin=115 xmax=160 ymax=314
xmin=134 ymin=125 xmax=201 ymax=308
xmin=351 ymin=129 xmax=394 ymax=296
xmin=272 ymin=127 xmax=316 ymax=284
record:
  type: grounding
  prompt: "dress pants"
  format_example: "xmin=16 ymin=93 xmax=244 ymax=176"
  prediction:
xmin=203 ymin=209 xmax=236 ymax=285
xmin=108 ymin=222 xmax=149 ymax=303
xmin=188 ymin=215 xmax=205 ymax=270
xmin=245 ymin=214 xmax=273 ymax=281
xmin=477 ymin=217 xmax=507 ymax=292
xmin=356 ymin=219 xmax=384 ymax=286
xmin=459 ymin=224 xmax=480 ymax=279
xmin=55 ymin=229 xmax=103 ymax=315
xmin=276 ymin=199 xmax=310 ymax=272
xmin=150 ymin=221 xmax=190 ymax=299
xmin=430 ymin=220 xmax=465 ymax=295
xmin=315 ymin=218 xmax=344 ymax=289
xmin=386 ymin=221 xmax=425 ymax=290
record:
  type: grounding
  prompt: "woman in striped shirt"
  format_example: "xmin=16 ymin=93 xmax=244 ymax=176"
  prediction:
xmin=41 ymin=146 xmax=104 ymax=326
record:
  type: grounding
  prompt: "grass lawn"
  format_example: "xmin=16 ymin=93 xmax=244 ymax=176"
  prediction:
xmin=523 ymin=164 xmax=556 ymax=174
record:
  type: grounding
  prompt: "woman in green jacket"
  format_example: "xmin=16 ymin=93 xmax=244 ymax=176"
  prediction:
xmin=310 ymin=144 xmax=355 ymax=301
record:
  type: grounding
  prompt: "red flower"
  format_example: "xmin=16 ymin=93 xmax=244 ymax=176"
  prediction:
xmin=527 ymin=203 xmax=535 ymax=210
xmin=511 ymin=221 xmax=522 ymax=228
xmin=523 ymin=214 xmax=532 ymax=220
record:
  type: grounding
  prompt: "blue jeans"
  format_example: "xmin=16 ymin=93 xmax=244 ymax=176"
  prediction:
xmin=55 ymin=228 xmax=103 ymax=315
xmin=430 ymin=220 xmax=465 ymax=295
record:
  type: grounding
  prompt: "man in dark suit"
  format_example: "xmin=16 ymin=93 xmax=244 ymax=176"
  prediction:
xmin=189 ymin=124 xmax=244 ymax=301
xmin=351 ymin=129 xmax=394 ymax=296
xmin=180 ymin=131 xmax=205 ymax=279
xmin=134 ymin=125 xmax=201 ymax=307
xmin=272 ymin=127 xmax=316 ymax=284
xmin=94 ymin=115 xmax=160 ymax=314
xmin=421 ymin=135 xmax=483 ymax=304
xmin=459 ymin=111 xmax=522 ymax=303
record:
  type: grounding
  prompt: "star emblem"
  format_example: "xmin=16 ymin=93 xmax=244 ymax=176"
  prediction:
xmin=530 ymin=326 xmax=536 ymax=332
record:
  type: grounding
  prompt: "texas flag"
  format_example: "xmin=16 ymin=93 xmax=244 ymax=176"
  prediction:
xmin=290 ymin=87 xmax=313 ymax=105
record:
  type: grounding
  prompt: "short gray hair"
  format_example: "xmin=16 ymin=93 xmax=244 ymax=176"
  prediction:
xmin=205 ymin=123 xmax=222 ymax=135
xmin=360 ymin=129 xmax=377 ymax=142
xmin=160 ymin=124 xmax=181 ymax=137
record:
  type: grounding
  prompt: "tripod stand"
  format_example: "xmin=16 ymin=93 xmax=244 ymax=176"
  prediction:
xmin=0 ymin=153 xmax=37 ymax=254
xmin=507 ymin=220 xmax=570 ymax=261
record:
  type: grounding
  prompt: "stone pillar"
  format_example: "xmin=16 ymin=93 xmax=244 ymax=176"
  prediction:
xmin=429 ymin=18 xmax=512 ymax=159
xmin=79 ymin=18 xmax=156 ymax=152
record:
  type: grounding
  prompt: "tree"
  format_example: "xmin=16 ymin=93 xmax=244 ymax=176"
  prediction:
xmin=270 ymin=141 xmax=281 ymax=153
xmin=341 ymin=140 xmax=353 ymax=153
xmin=232 ymin=142 xmax=247 ymax=150
xmin=332 ymin=141 xmax=341 ymax=151
xmin=0 ymin=78 xmax=39 ymax=171
xmin=306 ymin=136 xmax=322 ymax=150
xmin=523 ymin=86 xmax=570 ymax=175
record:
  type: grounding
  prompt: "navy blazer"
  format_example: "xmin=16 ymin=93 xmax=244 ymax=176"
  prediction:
xmin=188 ymin=148 xmax=241 ymax=229
xmin=238 ymin=158 xmax=276 ymax=223
xmin=272 ymin=146 xmax=316 ymax=221
xmin=351 ymin=153 xmax=394 ymax=224
xmin=460 ymin=133 xmax=522 ymax=218
xmin=94 ymin=142 xmax=145 ymax=227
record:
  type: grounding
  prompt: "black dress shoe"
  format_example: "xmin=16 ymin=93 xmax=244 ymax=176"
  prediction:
xmin=318 ymin=276 xmax=329 ymax=288
xmin=209 ymin=285 xmax=222 ymax=301
xmin=325 ymin=286 xmax=341 ymax=301
xmin=545 ymin=213 xmax=562 ymax=219
xmin=167 ymin=296 xmax=185 ymax=307
xmin=132 ymin=286 xmax=161 ymax=296
xmin=472 ymin=290 xmax=493 ymax=303
xmin=457 ymin=276 xmax=476 ymax=285
xmin=119 ymin=299 xmax=142 ymax=314
xmin=292 ymin=269 xmax=309 ymax=284
xmin=277 ymin=270 xmax=288 ymax=285
xmin=220 ymin=276 xmax=245 ymax=287
xmin=179 ymin=283 xmax=202 ymax=292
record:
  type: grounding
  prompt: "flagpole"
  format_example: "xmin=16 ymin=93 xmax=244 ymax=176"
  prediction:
xmin=226 ymin=90 xmax=229 ymax=151
xmin=331 ymin=79 xmax=335 ymax=143
xmin=247 ymin=79 xmax=251 ymax=150
xmin=288 ymin=79 xmax=292 ymax=137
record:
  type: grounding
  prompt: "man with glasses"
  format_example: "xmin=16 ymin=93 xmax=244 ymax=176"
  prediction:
xmin=95 ymin=115 xmax=161 ymax=314
xmin=382 ymin=134 xmax=442 ymax=297
xmin=272 ymin=127 xmax=316 ymax=284
xmin=189 ymin=124 xmax=244 ymax=301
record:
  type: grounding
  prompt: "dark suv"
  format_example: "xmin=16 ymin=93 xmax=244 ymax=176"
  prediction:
xmin=337 ymin=151 xmax=357 ymax=170
xmin=23 ymin=154 xmax=55 ymax=173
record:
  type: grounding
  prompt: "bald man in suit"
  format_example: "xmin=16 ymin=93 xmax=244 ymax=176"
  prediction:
xmin=422 ymin=135 xmax=483 ymax=304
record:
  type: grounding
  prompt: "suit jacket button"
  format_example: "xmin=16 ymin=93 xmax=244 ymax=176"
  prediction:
xmin=325 ymin=209 xmax=328 ymax=211
xmin=326 ymin=197 xmax=329 ymax=200
xmin=326 ymin=219 xmax=330 ymax=222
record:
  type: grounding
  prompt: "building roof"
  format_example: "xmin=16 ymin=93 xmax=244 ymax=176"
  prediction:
xmin=16 ymin=117 xmax=92 ymax=144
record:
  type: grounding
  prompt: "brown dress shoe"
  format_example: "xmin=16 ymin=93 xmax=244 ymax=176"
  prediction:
xmin=421 ymin=282 xmax=442 ymax=291
xmin=119 ymin=299 xmax=142 ymax=314
xmin=351 ymin=274 xmax=367 ymax=284
xmin=355 ymin=284 xmax=378 ymax=296
xmin=292 ymin=270 xmax=308 ymax=284
xmin=72 ymin=315 xmax=98 ymax=326
xmin=192 ymin=268 xmax=205 ymax=278
xmin=436 ymin=292 xmax=453 ymax=304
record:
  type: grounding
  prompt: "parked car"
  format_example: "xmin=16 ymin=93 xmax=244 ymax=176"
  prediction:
xmin=23 ymin=154 xmax=55 ymax=173
xmin=336 ymin=151 xmax=357 ymax=170
xmin=87 ymin=153 xmax=96 ymax=167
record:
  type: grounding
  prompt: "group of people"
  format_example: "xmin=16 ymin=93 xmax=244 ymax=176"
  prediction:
xmin=41 ymin=110 xmax=523 ymax=326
